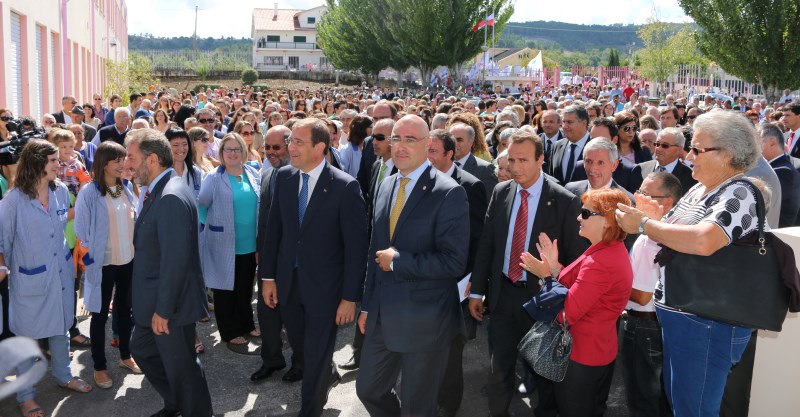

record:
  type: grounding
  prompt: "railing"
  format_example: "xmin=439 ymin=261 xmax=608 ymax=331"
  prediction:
xmin=134 ymin=49 xmax=252 ymax=73
xmin=254 ymin=41 xmax=318 ymax=49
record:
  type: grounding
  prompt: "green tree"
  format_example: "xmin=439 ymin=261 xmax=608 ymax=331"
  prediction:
xmin=241 ymin=68 xmax=259 ymax=85
xmin=679 ymin=0 xmax=800 ymax=102
xmin=608 ymin=48 xmax=620 ymax=67
xmin=104 ymin=52 xmax=158 ymax=103
xmin=193 ymin=55 xmax=212 ymax=80
xmin=637 ymin=18 xmax=697 ymax=97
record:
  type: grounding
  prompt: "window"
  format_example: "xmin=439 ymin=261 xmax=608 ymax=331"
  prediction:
xmin=267 ymin=35 xmax=280 ymax=42
xmin=293 ymin=36 xmax=306 ymax=43
xmin=288 ymin=56 xmax=299 ymax=69
xmin=307 ymin=17 xmax=315 ymax=24
xmin=263 ymin=56 xmax=283 ymax=65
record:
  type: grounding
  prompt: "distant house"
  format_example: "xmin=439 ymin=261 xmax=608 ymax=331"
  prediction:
xmin=251 ymin=4 xmax=329 ymax=71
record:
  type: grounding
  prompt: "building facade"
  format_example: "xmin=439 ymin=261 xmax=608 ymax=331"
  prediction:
xmin=0 ymin=0 xmax=127 ymax=121
xmin=251 ymin=4 xmax=328 ymax=72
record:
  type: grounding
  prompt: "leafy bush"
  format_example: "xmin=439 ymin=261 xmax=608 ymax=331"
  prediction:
xmin=241 ymin=68 xmax=259 ymax=85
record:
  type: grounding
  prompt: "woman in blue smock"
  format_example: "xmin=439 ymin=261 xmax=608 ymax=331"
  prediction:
xmin=0 ymin=140 xmax=92 ymax=417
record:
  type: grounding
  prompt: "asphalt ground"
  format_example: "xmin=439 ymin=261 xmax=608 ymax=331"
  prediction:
xmin=0 ymin=297 xmax=631 ymax=417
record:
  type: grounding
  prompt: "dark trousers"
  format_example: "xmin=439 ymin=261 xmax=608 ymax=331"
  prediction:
xmin=554 ymin=360 xmax=615 ymax=417
xmin=213 ymin=253 xmax=256 ymax=342
xmin=280 ymin=270 xmax=338 ymax=417
xmin=256 ymin=278 xmax=299 ymax=369
xmin=0 ymin=278 xmax=13 ymax=340
xmin=487 ymin=279 xmax=555 ymax=417
xmin=130 ymin=322 xmax=213 ymax=417
xmin=356 ymin=317 xmax=450 ymax=417
xmin=438 ymin=335 xmax=466 ymax=413
xmin=90 ymin=262 xmax=133 ymax=371
xmin=622 ymin=314 xmax=672 ymax=417
xmin=350 ymin=317 xmax=365 ymax=361
xmin=720 ymin=331 xmax=758 ymax=417
xmin=69 ymin=276 xmax=81 ymax=339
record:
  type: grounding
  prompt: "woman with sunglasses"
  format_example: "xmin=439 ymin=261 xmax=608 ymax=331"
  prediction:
xmin=188 ymin=127 xmax=219 ymax=173
xmin=521 ymin=188 xmax=633 ymax=417
xmin=0 ymin=108 xmax=14 ymax=141
xmin=197 ymin=133 xmax=261 ymax=353
xmin=615 ymin=111 xmax=653 ymax=164
xmin=615 ymin=110 xmax=764 ymax=417
xmin=74 ymin=141 xmax=141 ymax=389
xmin=233 ymin=121 xmax=262 ymax=170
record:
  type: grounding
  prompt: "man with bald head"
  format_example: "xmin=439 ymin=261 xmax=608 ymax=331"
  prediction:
xmin=357 ymin=115 xmax=469 ymax=417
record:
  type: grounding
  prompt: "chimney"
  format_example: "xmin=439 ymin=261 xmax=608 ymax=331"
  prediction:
xmin=273 ymin=3 xmax=278 ymax=20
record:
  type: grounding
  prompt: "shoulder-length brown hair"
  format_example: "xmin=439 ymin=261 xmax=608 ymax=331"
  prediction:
xmin=92 ymin=141 xmax=128 ymax=195
xmin=15 ymin=139 xmax=58 ymax=199
xmin=582 ymin=188 xmax=631 ymax=243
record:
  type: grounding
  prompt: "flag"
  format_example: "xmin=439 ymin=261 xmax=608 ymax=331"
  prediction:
xmin=526 ymin=50 xmax=543 ymax=73
xmin=472 ymin=19 xmax=487 ymax=32
xmin=486 ymin=12 xmax=495 ymax=27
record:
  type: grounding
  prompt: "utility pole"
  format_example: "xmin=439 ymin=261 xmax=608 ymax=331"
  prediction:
xmin=193 ymin=5 xmax=198 ymax=53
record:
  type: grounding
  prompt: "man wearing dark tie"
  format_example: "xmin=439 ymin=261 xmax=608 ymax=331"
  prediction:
xmin=469 ymin=130 xmax=588 ymax=417
xmin=125 ymin=129 xmax=213 ymax=417
xmin=339 ymin=118 xmax=396 ymax=372
xmin=782 ymin=103 xmax=800 ymax=159
xmin=251 ymin=125 xmax=302 ymax=383
xmin=571 ymin=117 xmax=639 ymax=193
xmin=538 ymin=110 xmax=563 ymax=173
xmin=261 ymin=118 xmax=368 ymax=417
xmin=450 ymin=122 xmax=498 ymax=199
xmin=760 ymin=123 xmax=800 ymax=227
xmin=632 ymin=127 xmax=696 ymax=196
xmin=427 ymin=129 xmax=487 ymax=417
xmin=548 ymin=105 xmax=591 ymax=184
xmin=356 ymin=115 xmax=469 ymax=417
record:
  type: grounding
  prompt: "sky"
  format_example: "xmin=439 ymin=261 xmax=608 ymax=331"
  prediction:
xmin=127 ymin=0 xmax=690 ymax=39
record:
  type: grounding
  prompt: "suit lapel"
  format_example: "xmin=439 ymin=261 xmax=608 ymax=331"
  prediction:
xmin=135 ymin=173 xmax=171 ymax=234
xmin=300 ymin=163 xmax=332 ymax=233
xmin=390 ymin=166 xmax=434 ymax=245
xmin=502 ymin=181 xmax=517 ymax=234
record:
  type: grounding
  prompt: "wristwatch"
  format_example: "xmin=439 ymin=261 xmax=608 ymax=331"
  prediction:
xmin=638 ymin=216 xmax=650 ymax=235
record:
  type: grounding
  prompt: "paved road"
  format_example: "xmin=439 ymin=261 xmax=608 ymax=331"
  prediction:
xmin=0 ymin=303 xmax=631 ymax=417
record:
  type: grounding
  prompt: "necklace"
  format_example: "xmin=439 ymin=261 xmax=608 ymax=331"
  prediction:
xmin=108 ymin=184 xmax=123 ymax=198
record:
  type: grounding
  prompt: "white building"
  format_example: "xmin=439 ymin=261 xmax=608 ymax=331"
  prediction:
xmin=0 ymin=0 xmax=128 ymax=121
xmin=251 ymin=4 xmax=329 ymax=71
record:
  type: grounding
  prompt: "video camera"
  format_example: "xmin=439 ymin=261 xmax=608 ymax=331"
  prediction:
xmin=0 ymin=118 xmax=47 ymax=166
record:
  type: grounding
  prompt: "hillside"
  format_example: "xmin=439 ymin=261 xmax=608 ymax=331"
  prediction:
xmin=129 ymin=34 xmax=250 ymax=51
xmin=499 ymin=21 xmax=642 ymax=53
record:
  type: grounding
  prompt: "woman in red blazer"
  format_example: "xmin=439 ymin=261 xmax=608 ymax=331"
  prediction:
xmin=521 ymin=188 xmax=633 ymax=417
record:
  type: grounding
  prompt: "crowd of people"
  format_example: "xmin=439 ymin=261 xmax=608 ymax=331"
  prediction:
xmin=0 ymin=80 xmax=799 ymax=417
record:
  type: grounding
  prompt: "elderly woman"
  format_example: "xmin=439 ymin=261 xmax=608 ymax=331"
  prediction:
xmin=521 ymin=188 xmax=633 ymax=417
xmin=615 ymin=111 xmax=652 ymax=164
xmin=197 ymin=133 xmax=261 ymax=351
xmin=0 ymin=140 xmax=93 ymax=417
xmin=615 ymin=111 xmax=763 ymax=416
xmin=74 ymin=142 xmax=140 ymax=389
xmin=493 ymin=149 xmax=512 ymax=182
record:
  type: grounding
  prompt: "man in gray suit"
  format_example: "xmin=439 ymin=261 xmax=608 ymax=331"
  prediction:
xmin=450 ymin=122 xmax=498 ymax=199
xmin=125 ymin=129 xmax=212 ymax=417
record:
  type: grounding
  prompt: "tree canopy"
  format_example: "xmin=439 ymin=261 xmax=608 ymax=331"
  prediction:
xmin=679 ymin=0 xmax=800 ymax=101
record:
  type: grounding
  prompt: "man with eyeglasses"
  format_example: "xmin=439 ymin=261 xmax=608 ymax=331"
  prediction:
xmin=685 ymin=106 xmax=703 ymax=126
xmin=53 ymin=96 xmax=77 ymax=125
xmin=93 ymin=94 xmax=108 ymax=122
xmin=356 ymin=115 xmax=468 ymax=417
xmin=633 ymin=127 xmax=696 ymax=196
xmin=196 ymin=108 xmax=224 ymax=159
xmin=338 ymin=118 xmax=397 ymax=373
xmin=92 ymin=107 xmax=131 ymax=146
xmin=261 ymin=118 xmax=368 ymax=417
xmin=468 ymin=130 xmax=587 ymax=417
xmin=356 ymin=102 xmax=398 ymax=198
xmin=622 ymin=171 xmax=682 ymax=417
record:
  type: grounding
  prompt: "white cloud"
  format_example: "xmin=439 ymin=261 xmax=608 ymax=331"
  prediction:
xmin=126 ymin=0 xmax=689 ymax=39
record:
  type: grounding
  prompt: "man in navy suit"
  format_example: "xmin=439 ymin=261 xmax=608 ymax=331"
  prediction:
xmin=760 ymin=123 xmax=800 ymax=227
xmin=538 ymin=110 xmax=563 ymax=174
xmin=261 ymin=118 xmax=368 ymax=417
xmin=572 ymin=117 xmax=640 ymax=193
xmin=548 ymin=105 xmax=591 ymax=184
xmin=356 ymin=115 xmax=469 ymax=417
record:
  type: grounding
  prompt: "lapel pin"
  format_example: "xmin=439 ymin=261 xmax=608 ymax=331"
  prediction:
xmin=324 ymin=188 xmax=328 ymax=192
xmin=422 ymin=186 xmax=427 ymax=191
xmin=547 ymin=201 xmax=552 ymax=206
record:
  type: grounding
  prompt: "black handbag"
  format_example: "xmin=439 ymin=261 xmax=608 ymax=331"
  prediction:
xmin=662 ymin=179 xmax=791 ymax=331
xmin=517 ymin=310 xmax=572 ymax=382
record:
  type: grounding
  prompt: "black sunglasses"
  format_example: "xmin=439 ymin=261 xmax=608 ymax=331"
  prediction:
xmin=373 ymin=133 xmax=387 ymax=141
xmin=689 ymin=146 xmax=720 ymax=155
xmin=0 ymin=116 xmax=13 ymax=121
xmin=686 ymin=115 xmax=698 ymax=120
xmin=653 ymin=141 xmax=679 ymax=149
xmin=580 ymin=208 xmax=603 ymax=220
xmin=264 ymin=144 xmax=284 ymax=151
xmin=198 ymin=118 xmax=215 ymax=124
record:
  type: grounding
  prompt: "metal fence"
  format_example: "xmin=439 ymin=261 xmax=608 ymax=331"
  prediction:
xmin=135 ymin=49 xmax=253 ymax=75
xmin=668 ymin=64 xmax=763 ymax=96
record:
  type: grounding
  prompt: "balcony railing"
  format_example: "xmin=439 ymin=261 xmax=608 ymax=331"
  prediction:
xmin=255 ymin=41 xmax=318 ymax=49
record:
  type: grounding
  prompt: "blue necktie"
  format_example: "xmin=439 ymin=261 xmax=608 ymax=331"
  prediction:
xmin=298 ymin=173 xmax=309 ymax=225
xmin=565 ymin=143 xmax=577 ymax=182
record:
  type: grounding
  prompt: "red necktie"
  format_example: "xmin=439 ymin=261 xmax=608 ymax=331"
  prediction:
xmin=508 ymin=189 xmax=530 ymax=283
xmin=789 ymin=131 xmax=795 ymax=151
xmin=144 ymin=191 xmax=151 ymax=202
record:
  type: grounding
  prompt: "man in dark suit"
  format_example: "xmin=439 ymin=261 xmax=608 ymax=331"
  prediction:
xmin=572 ymin=117 xmax=640 ymax=193
xmin=760 ymin=123 xmax=800 ymax=227
xmin=469 ymin=130 xmax=588 ymax=417
xmin=125 ymin=129 xmax=212 ymax=417
xmin=548 ymin=105 xmax=591 ymax=184
xmin=782 ymin=103 xmax=800 ymax=159
xmin=251 ymin=125 xmax=302 ymax=383
xmin=428 ymin=129 xmax=487 ymax=417
xmin=356 ymin=102 xmax=399 ymax=196
xmin=450 ymin=122 xmax=498 ymax=199
xmin=539 ymin=110 xmax=563 ymax=173
xmin=566 ymin=138 xmax=635 ymax=201
xmin=632 ymin=127 xmax=696 ymax=196
xmin=52 ymin=95 xmax=77 ymax=124
xmin=261 ymin=118 xmax=368 ymax=417
xmin=356 ymin=115 xmax=469 ymax=417
xmin=339 ymin=118 xmax=396 ymax=372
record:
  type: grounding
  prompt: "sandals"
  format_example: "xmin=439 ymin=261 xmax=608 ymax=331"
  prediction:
xmin=59 ymin=377 xmax=92 ymax=393
xmin=19 ymin=400 xmax=44 ymax=417
xmin=70 ymin=335 xmax=92 ymax=348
